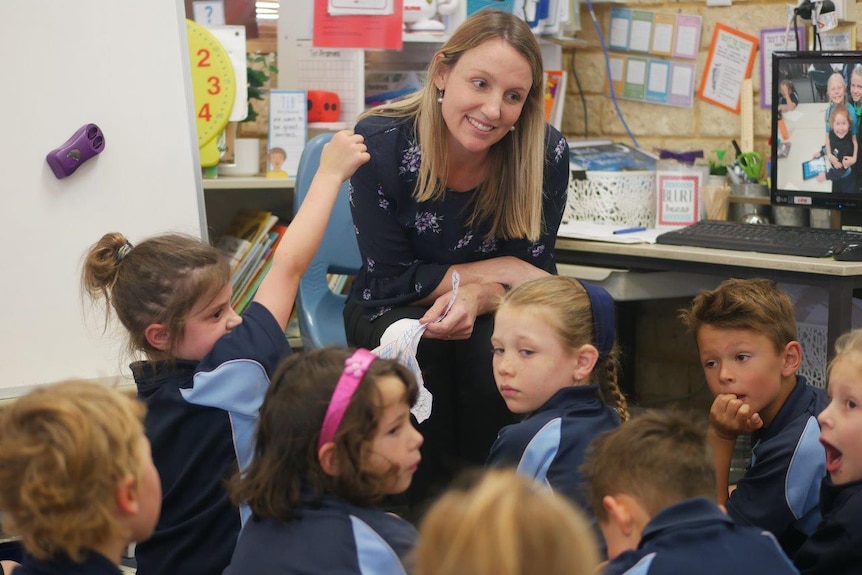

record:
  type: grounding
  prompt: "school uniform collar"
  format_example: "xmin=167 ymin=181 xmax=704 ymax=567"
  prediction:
xmin=527 ymin=384 xmax=602 ymax=418
xmin=753 ymin=375 xmax=811 ymax=443
xmin=819 ymin=476 xmax=862 ymax=515
xmin=639 ymin=497 xmax=732 ymax=548
xmin=20 ymin=551 xmax=122 ymax=575
xmin=131 ymin=359 xmax=197 ymax=395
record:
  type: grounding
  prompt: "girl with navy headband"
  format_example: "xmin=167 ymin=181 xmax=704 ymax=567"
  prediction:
xmin=225 ymin=347 xmax=423 ymax=575
xmin=487 ymin=275 xmax=629 ymax=518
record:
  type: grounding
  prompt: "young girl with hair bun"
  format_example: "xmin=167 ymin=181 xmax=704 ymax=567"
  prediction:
xmin=487 ymin=275 xmax=629 ymax=515
xmin=80 ymin=131 xmax=369 ymax=575
xmin=226 ymin=347 xmax=423 ymax=574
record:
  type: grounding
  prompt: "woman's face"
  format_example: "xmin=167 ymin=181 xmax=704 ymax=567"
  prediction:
xmin=434 ymin=39 xmax=533 ymax=159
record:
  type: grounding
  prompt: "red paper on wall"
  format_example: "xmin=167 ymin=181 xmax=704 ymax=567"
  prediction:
xmin=313 ymin=0 xmax=404 ymax=50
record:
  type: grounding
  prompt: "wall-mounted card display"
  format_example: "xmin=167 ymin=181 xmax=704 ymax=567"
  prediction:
xmin=605 ymin=9 xmax=701 ymax=109
xmin=607 ymin=54 xmax=625 ymax=95
xmin=608 ymin=8 xmax=632 ymax=51
xmin=623 ymin=57 xmax=647 ymax=100
xmin=608 ymin=8 xmax=701 ymax=60
xmin=606 ymin=56 xmax=695 ymax=108
xmin=651 ymin=12 xmax=675 ymax=55
xmin=668 ymin=62 xmax=696 ymax=108
xmin=629 ymin=11 xmax=653 ymax=53
xmin=645 ymin=60 xmax=671 ymax=104
xmin=671 ymin=15 xmax=701 ymax=60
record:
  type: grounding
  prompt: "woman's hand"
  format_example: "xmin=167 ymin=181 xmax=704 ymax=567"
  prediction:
xmin=421 ymin=283 xmax=497 ymax=340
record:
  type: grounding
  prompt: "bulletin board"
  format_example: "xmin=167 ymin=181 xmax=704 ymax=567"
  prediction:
xmin=0 ymin=0 xmax=204 ymax=394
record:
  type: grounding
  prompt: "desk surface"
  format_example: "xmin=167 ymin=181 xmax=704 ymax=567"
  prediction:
xmin=554 ymin=237 xmax=862 ymax=361
xmin=555 ymin=237 xmax=862 ymax=276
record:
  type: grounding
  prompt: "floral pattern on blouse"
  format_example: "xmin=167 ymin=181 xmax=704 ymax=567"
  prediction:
xmin=348 ymin=115 xmax=570 ymax=320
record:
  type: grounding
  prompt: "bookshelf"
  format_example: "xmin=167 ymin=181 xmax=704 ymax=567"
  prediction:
xmin=207 ymin=192 xmax=303 ymax=350
xmin=202 ymin=176 xmax=295 ymax=190
xmin=202 ymin=177 xmax=295 ymax=239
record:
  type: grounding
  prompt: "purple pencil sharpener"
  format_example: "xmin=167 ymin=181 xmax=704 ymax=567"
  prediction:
xmin=46 ymin=123 xmax=105 ymax=179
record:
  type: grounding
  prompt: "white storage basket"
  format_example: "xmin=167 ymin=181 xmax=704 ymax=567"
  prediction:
xmin=565 ymin=170 xmax=656 ymax=228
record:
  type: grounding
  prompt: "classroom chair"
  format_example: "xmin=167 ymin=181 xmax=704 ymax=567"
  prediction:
xmin=808 ymin=69 xmax=830 ymax=102
xmin=292 ymin=132 xmax=360 ymax=349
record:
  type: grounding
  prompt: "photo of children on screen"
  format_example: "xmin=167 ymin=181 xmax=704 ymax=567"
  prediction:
xmin=813 ymin=103 xmax=857 ymax=194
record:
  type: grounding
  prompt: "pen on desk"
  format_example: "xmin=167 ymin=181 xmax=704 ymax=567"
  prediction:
xmin=613 ymin=226 xmax=647 ymax=235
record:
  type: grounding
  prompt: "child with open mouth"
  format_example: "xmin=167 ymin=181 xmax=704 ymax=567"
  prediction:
xmin=794 ymin=328 xmax=862 ymax=574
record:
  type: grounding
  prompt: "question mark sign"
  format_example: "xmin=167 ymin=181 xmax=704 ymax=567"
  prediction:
xmin=205 ymin=5 xmax=213 ymax=22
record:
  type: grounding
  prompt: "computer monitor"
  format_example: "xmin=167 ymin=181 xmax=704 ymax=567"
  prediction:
xmin=770 ymin=50 xmax=862 ymax=227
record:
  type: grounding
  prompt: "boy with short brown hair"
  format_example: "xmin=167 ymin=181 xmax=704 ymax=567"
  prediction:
xmin=680 ymin=278 xmax=828 ymax=556
xmin=0 ymin=380 xmax=161 ymax=574
xmin=581 ymin=409 xmax=798 ymax=574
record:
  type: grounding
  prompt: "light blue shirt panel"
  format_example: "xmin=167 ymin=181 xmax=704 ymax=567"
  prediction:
xmin=786 ymin=415 xmax=826 ymax=533
xmin=183 ymin=359 xmax=271 ymax=527
xmin=516 ymin=417 xmax=562 ymax=490
xmin=350 ymin=515 xmax=407 ymax=575
xmin=184 ymin=359 xmax=270 ymax=416
xmin=621 ymin=552 xmax=656 ymax=575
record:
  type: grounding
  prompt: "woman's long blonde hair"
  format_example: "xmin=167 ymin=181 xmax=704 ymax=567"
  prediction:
xmin=357 ymin=9 xmax=547 ymax=241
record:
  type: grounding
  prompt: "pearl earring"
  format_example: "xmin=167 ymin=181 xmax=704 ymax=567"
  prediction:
xmin=509 ymin=125 xmax=516 ymax=132
xmin=437 ymin=90 xmax=444 ymax=103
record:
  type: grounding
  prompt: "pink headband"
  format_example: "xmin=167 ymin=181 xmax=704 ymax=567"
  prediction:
xmin=317 ymin=349 xmax=377 ymax=450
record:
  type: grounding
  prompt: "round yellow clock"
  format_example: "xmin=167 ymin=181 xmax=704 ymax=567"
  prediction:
xmin=186 ymin=19 xmax=235 ymax=167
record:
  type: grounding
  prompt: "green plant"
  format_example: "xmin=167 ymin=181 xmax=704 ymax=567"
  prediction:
xmin=245 ymin=52 xmax=277 ymax=123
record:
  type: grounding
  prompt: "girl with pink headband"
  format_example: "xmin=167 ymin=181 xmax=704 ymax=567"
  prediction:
xmin=226 ymin=347 xmax=423 ymax=574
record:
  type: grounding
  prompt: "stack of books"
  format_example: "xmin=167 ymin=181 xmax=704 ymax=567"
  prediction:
xmin=216 ymin=209 xmax=289 ymax=315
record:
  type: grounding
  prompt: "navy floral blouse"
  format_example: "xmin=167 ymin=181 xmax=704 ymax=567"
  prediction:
xmin=348 ymin=114 xmax=570 ymax=320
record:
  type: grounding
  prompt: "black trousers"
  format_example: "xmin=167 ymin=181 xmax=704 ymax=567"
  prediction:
xmin=344 ymin=298 xmax=516 ymax=519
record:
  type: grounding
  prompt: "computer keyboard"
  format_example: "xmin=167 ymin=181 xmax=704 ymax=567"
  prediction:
xmin=655 ymin=220 xmax=862 ymax=258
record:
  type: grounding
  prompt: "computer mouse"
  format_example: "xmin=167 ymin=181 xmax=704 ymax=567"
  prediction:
xmin=832 ymin=242 xmax=862 ymax=261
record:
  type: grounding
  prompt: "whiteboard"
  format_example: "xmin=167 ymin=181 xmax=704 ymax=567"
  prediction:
xmin=0 ymin=1 xmax=205 ymax=394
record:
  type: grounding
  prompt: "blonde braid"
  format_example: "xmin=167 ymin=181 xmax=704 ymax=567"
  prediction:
xmin=599 ymin=348 xmax=630 ymax=422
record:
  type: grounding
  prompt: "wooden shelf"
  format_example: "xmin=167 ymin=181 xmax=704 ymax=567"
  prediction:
xmin=203 ymin=176 xmax=295 ymax=190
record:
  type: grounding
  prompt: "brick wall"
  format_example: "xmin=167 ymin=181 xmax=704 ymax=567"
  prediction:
xmin=565 ymin=1 xmax=862 ymax=164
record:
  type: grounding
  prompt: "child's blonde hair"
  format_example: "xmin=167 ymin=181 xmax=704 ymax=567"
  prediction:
xmin=827 ymin=327 xmax=862 ymax=376
xmin=413 ymin=468 xmax=600 ymax=575
xmin=0 ymin=381 xmax=147 ymax=561
xmin=81 ymin=232 xmax=229 ymax=360
xmin=230 ymin=347 xmax=418 ymax=519
xmin=679 ymin=278 xmax=797 ymax=354
xmin=497 ymin=275 xmax=629 ymax=421
xmin=581 ymin=409 xmax=715 ymax=523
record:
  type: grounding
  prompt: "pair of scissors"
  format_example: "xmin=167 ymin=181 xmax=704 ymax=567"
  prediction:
xmin=737 ymin=151 xmax=764 ymax=182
